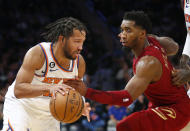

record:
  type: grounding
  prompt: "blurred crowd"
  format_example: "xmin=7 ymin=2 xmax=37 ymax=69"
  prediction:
xmin=0 ymin=0 xmax=187 ymax=130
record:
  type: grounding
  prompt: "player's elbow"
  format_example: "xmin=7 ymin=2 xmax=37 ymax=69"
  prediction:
xmin=168 ymin=42 xmax=179 ymax=56
xmin=14 ymin=85 xmax=23 ymax=99
xmin=174 ymin=43 xmax=179 ymax=54
xmin=14 ymin=90 xmax=22 ymax=99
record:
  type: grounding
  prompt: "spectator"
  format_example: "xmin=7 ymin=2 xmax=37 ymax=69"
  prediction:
xmin=82 ymin=103 xmax=106 ymax=131
xmin=107 ymin=105 xmax=128 ymax=129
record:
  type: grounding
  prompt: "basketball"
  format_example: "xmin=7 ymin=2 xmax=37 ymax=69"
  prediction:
xmin=49 ymin=90 xmax=84 ymax=123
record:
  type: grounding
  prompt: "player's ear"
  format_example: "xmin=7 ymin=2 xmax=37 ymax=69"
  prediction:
xmin=58 ymin=35 xmax=65 ymax=44
xmin=139 ymin=30 xmax=146 ymax=39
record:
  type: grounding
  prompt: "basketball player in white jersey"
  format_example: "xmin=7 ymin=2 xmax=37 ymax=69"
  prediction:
xmin=172 ymin=0 xmax=190 ymax=92
xmin=171 ymin=1 xmax=190 ymax=131
xmin=182 ymin=0 xmax=190 ymax=61
xmin=2 ymin=17 xmax=91 ymax=131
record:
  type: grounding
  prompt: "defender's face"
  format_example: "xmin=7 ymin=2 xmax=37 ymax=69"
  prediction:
xmin=64 ymin=29 xmax=86 ymax=60
xmin=118 ymin=20 xmax=140 ymax=48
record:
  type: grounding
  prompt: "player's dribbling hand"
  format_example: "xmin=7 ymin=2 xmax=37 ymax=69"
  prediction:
xmin=64 ymin=79 xmax=87 ymax=96
xmin=49 ymin=84 xmax=74 ymax=99
xmin=82 ymin=102 xmax=91 ymax=122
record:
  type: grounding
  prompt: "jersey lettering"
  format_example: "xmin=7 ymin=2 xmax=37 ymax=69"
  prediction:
xmin=152 ymin=107 xmax=176 ymax=120
xmin=42 ymin=77 xmax=74 ymax=84
xmin=42 ymin=77 xmax=75 ymax=96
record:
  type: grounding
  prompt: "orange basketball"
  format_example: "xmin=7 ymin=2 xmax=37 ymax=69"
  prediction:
xmin=49 ymin=90 xmax=84 ymax=123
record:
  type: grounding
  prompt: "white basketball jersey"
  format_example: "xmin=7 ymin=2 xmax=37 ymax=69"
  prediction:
xmin=183 ymin=0 xmax=190 ymax=57
xmin=5 ymin=42 xmax=79 ymax=118
xmin=185 ymin=0 xmax=190 ymax=31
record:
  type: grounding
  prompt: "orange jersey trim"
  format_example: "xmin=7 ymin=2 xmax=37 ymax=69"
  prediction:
xmin=6 ymin=120 xmax=14 ymax=131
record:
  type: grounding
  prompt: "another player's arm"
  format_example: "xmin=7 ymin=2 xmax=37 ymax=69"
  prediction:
xmin=66 ymin=56 xmax=162 ymax=106
xmin=180 ymin=0 xmax=190 ymax=68
xmin=171 ymin=0 xmax=190 ymax=85
xmin=87 ymin=56 xmax=161 ymax=104
xmin=148 ymin=34 xmax=179 ymax=56
xmin=124 ymin=56 xmax=162 ymax=100
xmin=181 ymin=32 xmax=190 ymax=68
xmin=14 ymin=45 xmax=70 ymax=99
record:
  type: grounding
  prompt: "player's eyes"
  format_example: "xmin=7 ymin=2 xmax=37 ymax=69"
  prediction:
xmin=126 ymin=29 xmax=131 ymax=32
xmin=120 ymin=28 xmax=131 ymax=33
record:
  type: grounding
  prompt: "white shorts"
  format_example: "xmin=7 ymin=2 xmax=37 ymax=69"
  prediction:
xmin=2 ymin=98 xmax=60 ymax=131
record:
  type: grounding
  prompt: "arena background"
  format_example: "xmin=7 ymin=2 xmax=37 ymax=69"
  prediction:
xmin=0 ymin=0 xmax=186 ymax=130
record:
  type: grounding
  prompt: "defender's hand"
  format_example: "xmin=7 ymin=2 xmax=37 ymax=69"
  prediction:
xmin=64 ymin=79 xmax=87 ymax=96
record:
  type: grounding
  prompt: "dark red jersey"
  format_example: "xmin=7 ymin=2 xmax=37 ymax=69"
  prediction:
xmin=133 ymin=36 xmax=190 ymax=107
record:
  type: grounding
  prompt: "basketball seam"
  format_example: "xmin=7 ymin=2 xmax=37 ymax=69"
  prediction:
xmin=54 ymin=93 xmax=62 ymax=121
xmin=64 ymin=91 xmax=82 ymax=123
xmin=61 ymin=90 xmax=69 ymax=121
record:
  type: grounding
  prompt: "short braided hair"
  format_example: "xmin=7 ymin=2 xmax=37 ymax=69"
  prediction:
xmin=41 ymin=17 xmax=87 ymax=43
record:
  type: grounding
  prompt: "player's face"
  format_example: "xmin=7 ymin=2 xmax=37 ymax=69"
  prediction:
xmin=64 ymin=29 xmax=86 ymax=60
xmin=118 ymin=20 xmax=141 ymax=48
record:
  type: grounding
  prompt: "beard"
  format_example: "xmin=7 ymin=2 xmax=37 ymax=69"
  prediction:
xmin=64 ymin=40 xmax=77 ymax=60
xmin=64 ymin=50 xmax=76 ymax=60
xmin=121 ymin=37 xmax=139 ymax=55
xmin=124 ymin=37 xmax=138 ymax=49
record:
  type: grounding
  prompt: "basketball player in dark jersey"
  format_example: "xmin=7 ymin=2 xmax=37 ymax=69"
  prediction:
xmin=66 ymin=11 xmax=190 ymax=131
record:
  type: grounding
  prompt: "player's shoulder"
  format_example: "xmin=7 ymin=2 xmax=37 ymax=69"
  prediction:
xmin=77 ymin=54 xmax=86 ymax=79
xmin=78 ymin=54 xmax=84 ymax=59
xmin=23 ymin=44 xmax=45 ymax=69
xmin=139 ymin=55 xmax=160 ymax=65
xmin=136 ymin=55 xmax=162 ymax=78
xmin=27 ymin=44 xmax=45 ymax=59
xmin=137 ymin=55 xmax=161 ymax=70
xmin=78 ymin=54 xmax=85 ymax=65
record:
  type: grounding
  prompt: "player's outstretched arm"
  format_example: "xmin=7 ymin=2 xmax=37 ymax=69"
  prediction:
xmin=65 ymin=56 xmax=162 ymax=106
xmin=148 ymin=34 xmax=179 ymax=56
xmin=14 ymin=45 xmax=71 ymax=98
xmin=123 ymin=56 xmax=162 ymax=100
